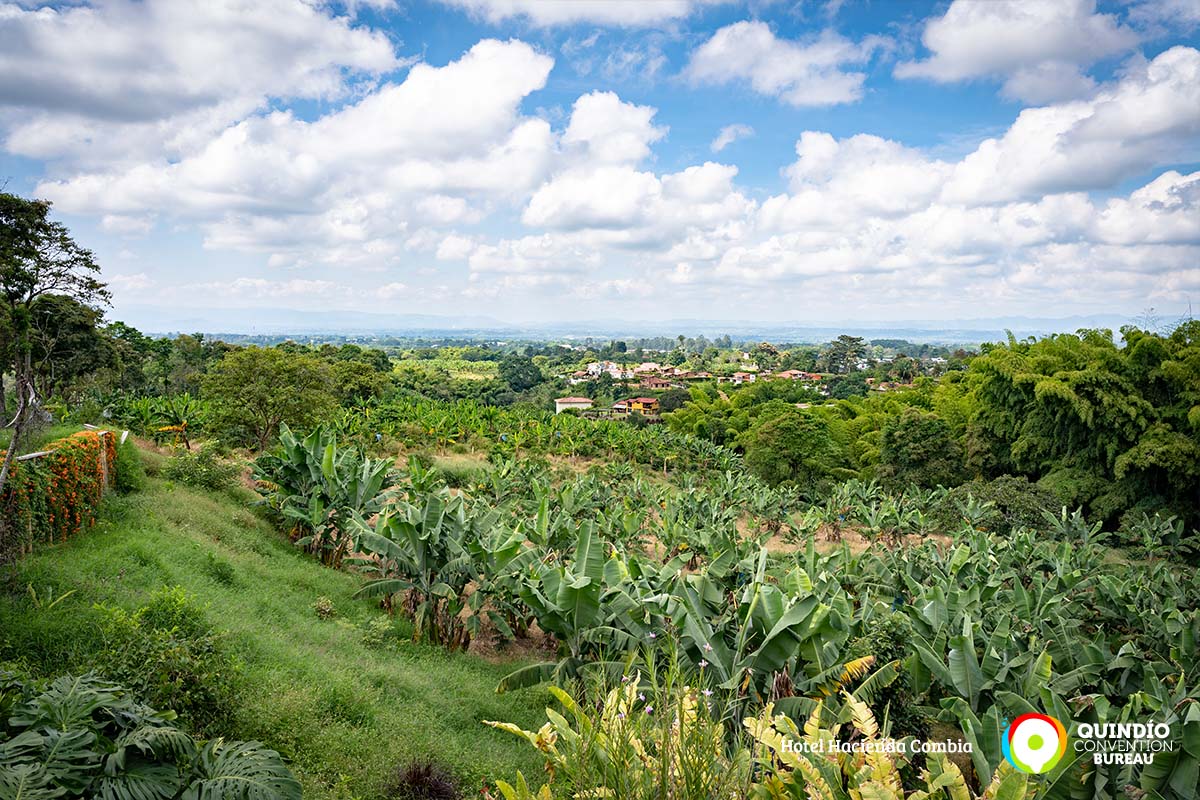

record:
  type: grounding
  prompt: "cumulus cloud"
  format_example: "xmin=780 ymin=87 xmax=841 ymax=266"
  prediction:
xmin=0 ymin=0 xmax=401 ymax=165
xmin=896 ymin=0 xmax=1138 ymax=103
xmin=5 ymin=4 xmax=1197 ymax=320
xmin=436 ymin=0 xmax=724 ymax=27
xmin=685 ymin=21 xmax=887 ymax=107
xmin=942 ymin=46 xmax=1200 ymax=201
xmin=562 ymin=91 xmax=666 ymax=164
xmin=710 ymin=123 xmax=753 ymax=153
xmin=36 ymin=39 xmax=556 ymax=267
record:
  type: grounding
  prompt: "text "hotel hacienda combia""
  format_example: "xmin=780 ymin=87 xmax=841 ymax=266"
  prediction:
xmin=781 ymin=738 xmax=971 ymax=756
xmin=1075 ymin=722 xmax=1175 ymax=766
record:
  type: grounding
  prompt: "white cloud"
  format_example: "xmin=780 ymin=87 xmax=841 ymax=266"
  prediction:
xmin=376 ymin=282 xmax=409 ymax=300
xmin=436 ymin=0 xmax=723 ymax=27
xmin=436 ymin=234 xmax=477 ymax=260
xmin=896 ymin=0 xmax=1138 ymax=103
xmin=562 ymin=91 xmax=666 ymax=164
xmin=36 ymin=39 xmax=556 ymax=267
xmin=685 ymin=21 xmax=887 ymax=107
xmin=942 ymin=46 xmax=1200 ymax=202
xmin=710 ymin=123 xmax=753 ymax=152
xmin=0 ymin=0 xmax=400 ymax=166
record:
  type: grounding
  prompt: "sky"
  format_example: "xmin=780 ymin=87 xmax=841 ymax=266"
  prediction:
xmin=1 ymin=0 xmax=1198 ymax=328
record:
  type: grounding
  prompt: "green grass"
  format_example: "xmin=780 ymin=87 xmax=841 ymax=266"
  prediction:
xmin=0 ymin=451 xmax=549 ymax=799
xmin=0 ymin=422 xmax=83 ymax=453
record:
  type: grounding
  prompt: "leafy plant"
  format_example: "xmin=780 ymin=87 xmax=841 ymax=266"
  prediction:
xmin=163 ymin=444 xmax=238 ymax=492
xmin=0 ymin=672 xmax=300 ymax=800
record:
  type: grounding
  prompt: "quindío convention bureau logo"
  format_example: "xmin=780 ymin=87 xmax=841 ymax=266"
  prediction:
xmin=1001 ymin=713 xmax=1068 ymax=774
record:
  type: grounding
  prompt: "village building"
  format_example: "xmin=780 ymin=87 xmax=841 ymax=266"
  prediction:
xmin=554 ymin=396 xmax=594 ymax=414
xmin=611 ymin=397 xmax=660 ymax=416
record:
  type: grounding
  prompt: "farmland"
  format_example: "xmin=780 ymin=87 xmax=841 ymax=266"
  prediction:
xmin=2 ymin=194 xmax=1199 ymax=800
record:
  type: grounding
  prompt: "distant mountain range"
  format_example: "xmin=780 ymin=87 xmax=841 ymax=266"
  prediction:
xmin=114 ymin=305 xmax=1179 ymax=345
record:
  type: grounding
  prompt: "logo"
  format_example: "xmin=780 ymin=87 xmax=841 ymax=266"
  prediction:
xmin=1002 ymin=713 xmax=1067 ymax=774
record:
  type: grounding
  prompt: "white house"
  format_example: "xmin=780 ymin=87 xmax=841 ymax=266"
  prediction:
xmin=555 ymin=396 xmax=594 ymax=414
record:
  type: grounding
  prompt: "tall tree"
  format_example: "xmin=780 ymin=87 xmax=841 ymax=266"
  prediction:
xmin=204 ymin=347 xmax=335 ymax=450
xmin=0 ymin=194 xmax=108 ymax=493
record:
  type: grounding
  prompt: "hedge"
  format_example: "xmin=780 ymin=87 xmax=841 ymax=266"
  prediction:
xmin=0 ymin=430 xmax=118 ymax=564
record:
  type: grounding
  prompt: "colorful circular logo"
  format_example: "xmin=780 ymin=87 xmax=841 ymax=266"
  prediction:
xmin=1002 ymin=713 xmax=1067 ymax=774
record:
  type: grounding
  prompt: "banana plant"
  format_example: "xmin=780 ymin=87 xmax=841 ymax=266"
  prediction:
xmin=349 ymin=490 xmax=483 ymax=649
xmin=255 ymin=423 xmax=394 ymax=566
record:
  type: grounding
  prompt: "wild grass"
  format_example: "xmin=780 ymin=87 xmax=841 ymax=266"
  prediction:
xmin=0 ymin=450 xmax=549 ymax=799
xmin=0 ymin=421 xmax=83 ymax=453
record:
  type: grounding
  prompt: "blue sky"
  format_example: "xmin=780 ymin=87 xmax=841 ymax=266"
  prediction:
xmin=1 ymin=0 xmax=1198 ymax=327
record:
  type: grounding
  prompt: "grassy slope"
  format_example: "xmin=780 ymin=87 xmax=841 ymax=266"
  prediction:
xmin=0 ymin=450 xmax=549 ymax=799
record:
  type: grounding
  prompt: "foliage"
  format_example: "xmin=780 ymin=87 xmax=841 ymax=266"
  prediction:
xmin=254 ymin=424 xmax=394 ymax=566
xmin=163 ymin=444 xmax=239 ymax=492
xmin=742 ymin=408 xmax=841 ymax=489
xmin=486 ymin=677 xmax=1035 ymax=800
xmin=0 ymin=671 xmax=300 ymax=800
xmin=937 ymin=475 xmax=1061 ymax=536
xmin=0 ymin=192 xmax=110 ymax=497
xmin=0 ymin=430 xmax=118 ymax=563
xmin=746 ymin=698 xmax=1031 ymax=800
xmin=203 ymin=347 xmax=336 ymax=449
xmin=93 ymin=586 xmax=240 ymax=735
xmin=877 ymin=408 xmax=966 ymax=490
xmin=486 ymin=674 xmax=753 ymax=800
xmin=384 ymin=760 xmax=461 ymax=800
xmin=499 ymin=355 xmax=544 ymax=392
xmin=969 ymin=325 xmax=1200 ymax=527
xmin=0 ymin=471 xmax=550 ymax=798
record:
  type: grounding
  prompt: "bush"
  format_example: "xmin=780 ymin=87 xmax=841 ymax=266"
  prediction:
xmin=313 ymin=595 xmax=337 ymax=620
xmin=361 ymin=616 xmax=398 ymax=649
xmin=163 ymin=443 xmax=239 ymax=492
xmin=385 ymin=760 xmax=462 ymax=800
xmin=843 ymin=612 xmax=928 ymax=739
xmin=0 ymin=430 xmax=118 ymax=563
xmin=93 ymin=586 xmax=239 ymax=734
xmin=938 ymin=475 xmax=1060 ymax=536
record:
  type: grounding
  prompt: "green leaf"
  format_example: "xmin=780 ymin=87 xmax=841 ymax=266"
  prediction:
xmin=183 ymin=739 xmax=300 ymax=800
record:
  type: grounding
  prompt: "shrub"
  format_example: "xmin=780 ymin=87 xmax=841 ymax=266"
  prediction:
xmin=386 ymin=760 xmax=462 ymax=800
xmin=163 ymin=443 xmax=239 ymax=492
xmin=361 ymin=616 xmax=397 ymax=649
xmin=313 ymin=595 xmax=337 ymax=620
xmin=843 ymin=612 xmax=928 ymax=739
xmin=0 ymin=430 xmax=119 ymax=563
xmin=486 ymin=674 xmax=752 ymax=800
xmin=937 ymin=475 xmax=1060 ymax=536
xmin=0 ymin=671 xmax=300 ymax=800
xmin=93 ymin=586 xmax=239 ymax=734
xmin=488 ymin=674 xmax=1033 ymax=800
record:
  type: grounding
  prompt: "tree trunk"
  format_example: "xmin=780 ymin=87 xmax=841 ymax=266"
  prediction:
xmin=0 ymin=352 xmax=37 ymax=496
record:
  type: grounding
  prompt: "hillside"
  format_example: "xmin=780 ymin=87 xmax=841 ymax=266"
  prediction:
xmin=0 ymin=445 xmax=548 ymax=799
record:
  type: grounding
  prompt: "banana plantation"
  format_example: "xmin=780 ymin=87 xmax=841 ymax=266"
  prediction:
xmin=251 ymin=417 xmax=1200 ymax=800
